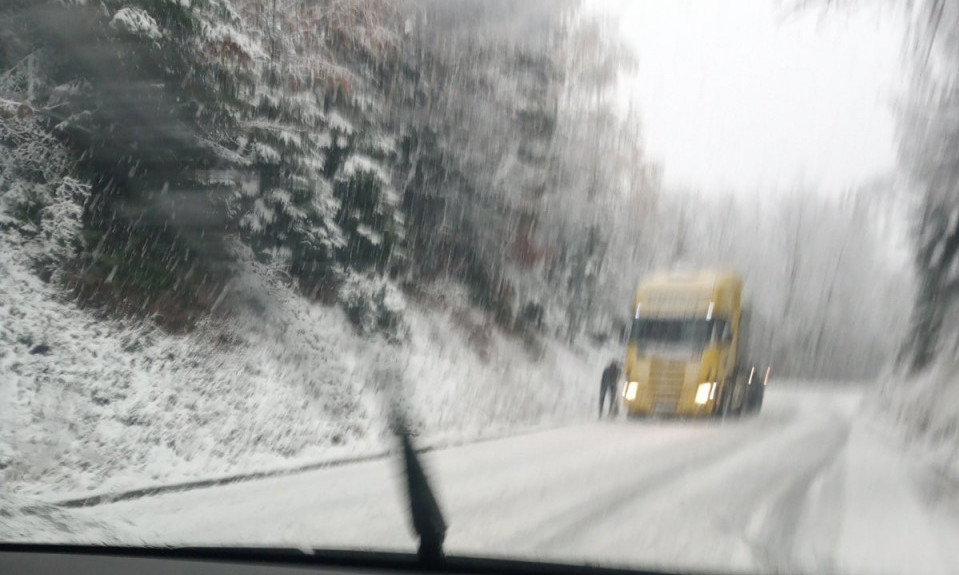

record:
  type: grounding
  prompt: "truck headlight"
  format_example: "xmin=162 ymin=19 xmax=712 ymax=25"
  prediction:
xmin=624 ymin=381 xmax=639 ymax=401
xmin=695 ymin=382 xmax=713 ymax=405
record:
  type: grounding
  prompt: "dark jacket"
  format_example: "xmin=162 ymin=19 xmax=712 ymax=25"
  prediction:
xmin=601 ymin=362 xmax=619 ymax=389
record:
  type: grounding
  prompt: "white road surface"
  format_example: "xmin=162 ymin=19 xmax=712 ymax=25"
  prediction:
xmin=72 ymin=385 xmax=959 ymax=575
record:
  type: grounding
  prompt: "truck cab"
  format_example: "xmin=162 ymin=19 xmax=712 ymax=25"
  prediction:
xmin=622 ymin=270 xmax=748 ymax=417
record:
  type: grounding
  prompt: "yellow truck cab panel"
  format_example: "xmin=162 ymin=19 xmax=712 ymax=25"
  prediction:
xmin=623 ymin=270 xmax=743 ymax=417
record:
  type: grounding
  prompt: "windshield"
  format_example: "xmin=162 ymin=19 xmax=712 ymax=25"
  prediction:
xmin=1 ymin=1 xmax=955 ymax=575
xmin=630 ymin=317 xmax=724 ymax=355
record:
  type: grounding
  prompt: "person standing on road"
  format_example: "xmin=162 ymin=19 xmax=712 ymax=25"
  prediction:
xmin=599 ymin=360 xmax=620 ymax=418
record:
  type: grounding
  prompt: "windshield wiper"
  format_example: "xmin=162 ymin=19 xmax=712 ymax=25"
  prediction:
xmin=392 ymin=410 xmax=448 ymax=564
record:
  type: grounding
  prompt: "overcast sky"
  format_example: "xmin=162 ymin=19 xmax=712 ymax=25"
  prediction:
xmin=589 ymin=0 xmax=905 ymax=196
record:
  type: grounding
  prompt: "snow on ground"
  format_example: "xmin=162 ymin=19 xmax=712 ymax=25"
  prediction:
xmin=44 ymin=385 xmax=959 ymax=575
xmin=837 ymin=414 xmax=959 ymax=574
xmin=5 ymin=236 xmax=958 ymax=574
xmin=878 ymin=361 xmax=959 ymax=481
xmin=0 ymin=228 xmax=607 ymax=509
xmin=0 ymin=492 xmax=140 ymax=545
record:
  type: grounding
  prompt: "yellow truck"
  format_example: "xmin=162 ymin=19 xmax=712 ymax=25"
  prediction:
xmin=621 ymin=270 xmax=766 ymax=418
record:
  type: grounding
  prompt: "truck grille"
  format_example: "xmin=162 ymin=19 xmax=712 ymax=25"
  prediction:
xmin=649 ymin=359 xmax=685 ymax=406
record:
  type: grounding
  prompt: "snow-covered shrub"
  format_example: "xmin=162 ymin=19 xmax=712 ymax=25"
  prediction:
xmin=0 ymin=181 xmax=47 ymax=233
xmin=37 ymin=178 xmax=89 ymax=266
xmin=1 ymin=115 xmax=70 ymax=187
xmin=0 ymin=112 xmax=88 ymax=274
xmin=334 ymin=168 xmax=402 ymax=273
xmin=109 ymin=7 xmax=162 ymax=41
xmin=337 ymin=271 xmax=407 ymax=337
xmin=879 ymin=358 xmax=959 ymax=480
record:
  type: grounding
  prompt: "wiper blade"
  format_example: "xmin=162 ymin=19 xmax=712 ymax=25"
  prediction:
xmin=392 ymin=410 xmax=447 ymax=563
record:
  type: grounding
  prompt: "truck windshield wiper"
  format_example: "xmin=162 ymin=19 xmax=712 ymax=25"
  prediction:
xmin=392 ymin=409 xmax=448 ymax=564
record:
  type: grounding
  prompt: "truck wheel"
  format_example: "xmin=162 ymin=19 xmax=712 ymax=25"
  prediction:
xmin=731 ymin=381 xmax=745 ymax=418
xmin=712 ymin=392 xmax=724 ymax=418
xmin=726 ymin=379 xmax=748 ymax=419
xmin=715 ymin=381 xmax=736 ymax=419
xmin=751 ymin=384 xmax=765 ymax=414
xmin=742 ymin=382 xmax=763 ymax=415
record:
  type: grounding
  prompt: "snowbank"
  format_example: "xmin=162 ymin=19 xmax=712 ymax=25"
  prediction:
xmin=878 ymin=361 xmax=959 ymax=479
xmin=0 ymin=492 xmax=136 ymax=544
xmin=834 ymin=414 xmax=959 ymax=575
xmin=0 ymin=231 xmax=608 ymax=505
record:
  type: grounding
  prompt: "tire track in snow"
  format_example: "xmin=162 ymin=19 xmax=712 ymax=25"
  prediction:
xmin=439 ymin=421 xmax=722 ymax=549
xmin=493 ymin=406 xmax=799 ymax=550
xmin=741 ymin=408 xmax=851 ymax=574
xmin=508 ymin=396 xmax=852 ymax=575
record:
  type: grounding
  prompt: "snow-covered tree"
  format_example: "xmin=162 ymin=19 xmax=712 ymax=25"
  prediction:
xmin=641 ymin=184 xmax=911 ymax=379
xmin=391 ymin=2 xmax=659 ymax=340
xmin=893 ymin=0 xmax=959 ymax=372
xmin=2 ymin=0 xmax=663 ymax=341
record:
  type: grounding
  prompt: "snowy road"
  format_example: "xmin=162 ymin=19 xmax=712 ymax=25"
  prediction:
xmin=75 ymin=385 xmax=959 ymax=575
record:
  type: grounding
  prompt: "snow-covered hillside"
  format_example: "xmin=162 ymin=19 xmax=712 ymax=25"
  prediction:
xmin=878 ymin=362 xmax=959 ymax=482
xmin=1 ymin=227 xmax=607 ymax=501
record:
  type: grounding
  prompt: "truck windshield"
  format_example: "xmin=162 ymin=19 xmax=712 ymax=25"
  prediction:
xmin=630 ymin=317 xmax=725 ymax=354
